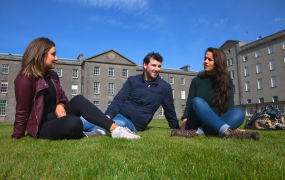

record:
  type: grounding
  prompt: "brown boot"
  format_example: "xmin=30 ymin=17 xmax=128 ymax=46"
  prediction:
xmin=223 ymin=129 xmax=259 ymax=141
xmin=171 ymin=129 xmax=199 ymax=138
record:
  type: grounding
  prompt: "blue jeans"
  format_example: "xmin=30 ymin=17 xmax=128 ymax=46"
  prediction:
xmin=186 ymin=97 xmax=245 ymax=136
xmin=81 ymin=113 xmax=137 ymax=133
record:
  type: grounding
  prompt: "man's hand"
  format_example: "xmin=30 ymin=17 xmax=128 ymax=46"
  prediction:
xmin=55 ymin=103 xmax=66 ymax=118
xmin=180 ymin=118 xmax=187 ymax=130
xmin=106 ymin=115 xmax=111 ymax=119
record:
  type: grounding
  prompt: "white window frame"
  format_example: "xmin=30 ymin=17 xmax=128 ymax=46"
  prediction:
xmin=108 ymin=83 xmax=114 ymax=95
xmin=181 ymin=78 xmax=185 ymax=85
xmin=230 ymin=58 xmax=233 ymax=66
xmin=256 ymin=63 xmax=262 ymax=73
xmin=243 ymin=54 xmax=248 ymax=61
xmin=93 ymin=82 xmax=100 ymax=94
xmin=231 ymin=71 xmax=234 ymax=79
xmin=283 ymin=41 xmax=285 ymax=49
xmin=108 ymin=68 xmax=114 ymax=77
xmin=1 ymin=64 xmax=9 ymax=74
xmin=244 ymin=67 xmax=249 ymax=76
xmin=122 ymin=69 xmax=128 ymax=78
xmin=94 ymin=66 xmax=100 ymax=75
xmin=1 ymin=81 xmax=8 ymax=93
xmin=268 ymin=45 xmax=274 ymax=54
xmin=246 ymin=107 xmax=255 ymax=116
xmin=72 ymin=69 xmax=78 ymax=78
xmin=55 ymin=68 xmax=62 ymax=77
xmin=259 ymin=98 xmax=264 ymax=103
xmin=247 ymin=99 xmax=251 ymax=104
xmin=257 ymin=79 xmax=263 ymax=90
xmin=255 ymin=50 xmax=260 ymax=58
xmin=269 ymin=60 xmax=275 ymax=70
xmin=158 ymin=107 xmax=164 ymax=116
xmin=272 ymin=96 xmax=278 ymax=102
xmin=71 ymin=85 xmax=78 ymax=95
xmin=172 ymin=89 xmax=175 ymax=99
xmin=181 ymin=90 xmax=185 ymax=99
xmin=169 ymin=77 xmax=174 ymax=84
xmin=271 ymin=76 xmax=277 ymax=87
xmin=93 ymin=101 xmax=99 ymax=108
xmin=245 ymin=82 xmax=250 ymax=92
xmin=0 ymin=100 xmax=7 ymax=116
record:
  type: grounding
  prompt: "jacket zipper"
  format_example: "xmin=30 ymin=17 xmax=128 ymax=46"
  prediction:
xmin=34 ymin=85 xmax=48 ymax=136
xmin=129 ymin=83 xmax=150 ymax=116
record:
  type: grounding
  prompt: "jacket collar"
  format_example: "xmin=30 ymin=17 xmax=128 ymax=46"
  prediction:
xmin=141 ymin=72 xmax=159 ymax=86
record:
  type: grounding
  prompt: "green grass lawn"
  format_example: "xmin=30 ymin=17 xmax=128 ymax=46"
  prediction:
xmin=1 ymin=119 xmax=285 ymax=179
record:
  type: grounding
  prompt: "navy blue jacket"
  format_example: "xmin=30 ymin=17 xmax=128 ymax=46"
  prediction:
xmin=105 ymin=74 xmax=179 ymax=131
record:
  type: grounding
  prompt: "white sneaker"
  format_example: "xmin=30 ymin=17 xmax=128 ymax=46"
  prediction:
xmin=83 ymin=129 xmax=106 ymax=138
xmin=111 ymin=127 xmax=141 ymax=139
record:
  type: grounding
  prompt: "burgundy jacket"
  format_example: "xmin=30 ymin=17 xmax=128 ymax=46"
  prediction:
xmin=11 ymin=71 xmax=68 ymax=139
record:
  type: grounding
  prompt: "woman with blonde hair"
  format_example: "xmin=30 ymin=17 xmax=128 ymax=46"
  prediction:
xmin=11 ymin=37 xmax=140 ymax=140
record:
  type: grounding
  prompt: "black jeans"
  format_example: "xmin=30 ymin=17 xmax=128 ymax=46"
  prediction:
xmin=38 ymin=95 xmax=114 ymax=140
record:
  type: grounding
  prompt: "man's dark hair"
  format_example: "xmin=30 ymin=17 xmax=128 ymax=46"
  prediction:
xmin=143 ymin=52 xmax=163 ymax=65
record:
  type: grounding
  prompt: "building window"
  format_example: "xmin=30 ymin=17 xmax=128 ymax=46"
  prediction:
xmin=227 ymin=59 xmax=230 ymax=66
xmin=1 ymin=64 xmax=9 ymax=74
xmin=268 ymin=45 xmax=274 ymax=54
xmin=245 ymin=82 xmax=250 ymax=92
xmin=0 ymin=100 xmax=6 ymax=116
xmin=275 ymin=105 xmax=284 ymax=113
xmin=257 ymin=79 xmax=263 ymax=90
xmin=181 ymin=90 xmax=185 ymax=99
xmin=271 ymin=76 xmax=277 ymax=87
xmin=247 ymin=99 xmax=251 ymax=104
xmin=55 ymin=68 xmax=62 ymax=77
xmin=283 ymin=41 xmax=285 ymax=49
xmin=269 ymin=60 xmax=275 ymax=70
xmin=169 ymin=77 xmax=174 ymax=84
xmin=227 ymin=58 xmax=233 ymax=66
xmin=108 ymin=68 xmax=114 ymax=76
xmin=182 ymin=104 xmax=185 ymax=114
xmin=93 ymin=82 xmax=100 ymax=94
xmin=108 ymin=101 xmax=112 ymax=106
xmin=72 ymin=69 xmax=78 ymax=78
xmin=108 ymin=83 xmax=114 ymax=95
xmin=181 ymin=78 xmax=185 ymax=85
xmin=233 ymin=84 xmax=235 ymax=94
xmin=122 ymin=69 xmax=128 ymax=77
xmin=255 ymin=50 xmax=260 ymax=58
xmin=93 ymin=101 xmax=99 ymax=108
xmin=1 ymin=81 xmax=8 ymax=93
xmin=256 ymin=63 xmax=262 ymax=73
xmin=71 ymin=85 xmax=78 ymax=95
xmin=259 ymin=98 xmax=264 ymax=103
xmin=246 ymin=107 xmax=255 ymax=116
xmin=94 ymin=66 xmax=100 ymax=75
xmin=272 ymin=96 xmax=278 ymax=102
xmin=158 ymin=106 xmax=164 ymax=116
xmin=227 ymin=49 xmax=231 ymax=54
xmin=230 ymin=71 xmax=234 ymax=79
xmin=244 ymin=67 xmax=249 ymax=76
xmin=172 ymin=89 xmax=174 ymax=99
xmin=243 ymin=54 xmax=248 ymax=61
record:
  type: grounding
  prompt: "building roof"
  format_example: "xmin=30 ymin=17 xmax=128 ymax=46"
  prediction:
xmin=219 ymin=40 xmax=240 ymax=49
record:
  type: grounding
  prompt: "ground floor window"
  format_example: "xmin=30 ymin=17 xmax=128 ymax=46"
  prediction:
xmin=0 ymin=100 xmax=6 ymax=116
xmin=246 ymin=107 xmax=255 ymax=116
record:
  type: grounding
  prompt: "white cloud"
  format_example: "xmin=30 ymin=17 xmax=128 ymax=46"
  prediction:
xmin=89 ymin=16 xmax=121 ymax=26
xmin=274 ymin=17 xmax=285 ymax=22
xmin=198 ymin=18 xmax=209 ymax=25
xmin=214 ymin=18 xmax=227 ymax=27
xmin=57 ymin=0 xmax=149 ymax=11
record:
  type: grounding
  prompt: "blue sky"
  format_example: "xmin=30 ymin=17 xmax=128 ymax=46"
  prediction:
xmin=0 ymin=0 xmax=284 ymax=71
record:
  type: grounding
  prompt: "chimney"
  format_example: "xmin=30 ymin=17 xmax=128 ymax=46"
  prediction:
xmin=180 ymin=65 xmax=190 ymax=71
xmin=77 ymin=53 xmax=84 ymax=61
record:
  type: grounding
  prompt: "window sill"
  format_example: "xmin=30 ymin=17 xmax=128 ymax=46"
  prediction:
xmin=269 ymin=69 xmax=275 ymax=71
xmin=0 ymin=92 xmax=8 ymax=94
xmin=72 ymin=77 xmax=78 ymax=79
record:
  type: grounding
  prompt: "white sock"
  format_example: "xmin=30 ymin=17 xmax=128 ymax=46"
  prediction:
xmin=111 ymin=126 xmax=120 ymax=134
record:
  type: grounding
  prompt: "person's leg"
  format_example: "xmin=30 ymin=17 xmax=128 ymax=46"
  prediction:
xmin=81 ymin=113 xmax=136 ymax=133
xmin=38 ymin=115 xmax=84 ymax=140
xmin=65 ymin=95 xmax=114 ymax=131
xmin=185 ymin=97 xmax=229 ymax=136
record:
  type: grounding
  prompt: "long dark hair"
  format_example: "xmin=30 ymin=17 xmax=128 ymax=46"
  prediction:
xmin=20 ymin=37 xmax=55 ymax=78
xmin=206 ymin=47 xmax=230 ymax=116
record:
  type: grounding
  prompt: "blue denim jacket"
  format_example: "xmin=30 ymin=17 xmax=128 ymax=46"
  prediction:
xmin=105 ymin=74 xmax=179 ymax=131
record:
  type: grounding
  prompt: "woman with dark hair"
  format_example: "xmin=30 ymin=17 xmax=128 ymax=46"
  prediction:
xmin=171 ymin=47 xmax=259 ymax=140
xmin=11 ymin=37 xmax=140 ymax=140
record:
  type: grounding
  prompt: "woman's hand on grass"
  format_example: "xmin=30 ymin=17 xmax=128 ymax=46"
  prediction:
xmin=55 ymin=103 xmax=66 ymax=118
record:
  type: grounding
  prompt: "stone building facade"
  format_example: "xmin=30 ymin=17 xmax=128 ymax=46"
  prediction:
xmin=0 ymin=49 xmax=198 ymax=123
xmin=220 ymin=29 xmax=285 ymax=116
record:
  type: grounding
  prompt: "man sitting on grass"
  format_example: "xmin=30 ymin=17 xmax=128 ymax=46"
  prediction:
xmin=81 ymin=52 xmax=179 ymax=137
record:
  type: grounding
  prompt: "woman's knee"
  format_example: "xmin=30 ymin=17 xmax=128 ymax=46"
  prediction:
xmin=70 ymin=95 xmax=85 ymax=104
xmin=230 ymin=108 xmax=245 ymax=127
xmin=65 ymin=116 xmax=83 ymax=132
xmin=190 ymin=97 xmax=207 ymax=108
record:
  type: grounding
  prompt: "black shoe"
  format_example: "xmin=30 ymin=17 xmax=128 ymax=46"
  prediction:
xmin=223 ymin=129 xmax=259 ymax=141
xmin=171 ymin=129 xmax=199 ymax=138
